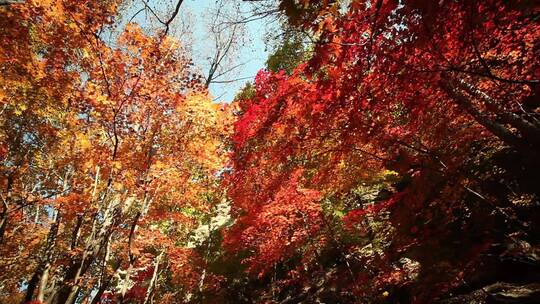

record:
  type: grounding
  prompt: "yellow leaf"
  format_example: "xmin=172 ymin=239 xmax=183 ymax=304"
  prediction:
xmin=77 ymin=133 xmax=91 ymax=150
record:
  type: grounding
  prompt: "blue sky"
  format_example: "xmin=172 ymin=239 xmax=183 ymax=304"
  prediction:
xmin=126 ymin=0 xmax=272 ymax=102
xmin=182 ymin=0 xmax=270 ymax=102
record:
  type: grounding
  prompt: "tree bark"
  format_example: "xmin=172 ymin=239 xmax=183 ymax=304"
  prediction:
xmin=454 ymin=78 xmax=540 ymax=146
xmin=143 ymin=251 xmax=164 ymax=304
xmin=49 ymin=204 xmax=118 ymax=304
xmin=0 ymin=0 xmax=24 ymax=6
xmin=70 ymin=215 xmax=84 ymax=250
xmin=0 ymin=175 xmax=14 ymax=244
xmin=24 ymin=211 xmax=61 ymax=303
xmin=0 ymin=204 xmax=7 ymax=244
xmin=118 ymin=212 xmax=141 ymax=302
xmin=439 ymin=79 xmax=528 ymax=150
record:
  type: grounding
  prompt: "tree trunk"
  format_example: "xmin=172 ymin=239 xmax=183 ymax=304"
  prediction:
xmin=118 ymin=212 xmax=141 ymax=302
xmin=0 ymin=175 xmax=14 ymax=244
xmin=24 ymin=211 xmax=61 ymax=303
xmin=49 ymin=206 xmax=118 ymax=304
xmin=37 ymin=263 xmax=52 ymax=302
xmin=143 ymin=252 xmax=163 ymax=304
xmin=440 ymin=79 xmax=528 ymax=150
xmin=0 ymin=207 xmax=7 ymax=244
xmin=0 ymin=0 xmax=24 ymax=6
xmin=454 ymin=78 xmax=540 ymax=146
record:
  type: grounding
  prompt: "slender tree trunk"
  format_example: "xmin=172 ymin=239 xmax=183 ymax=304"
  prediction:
xmin=0 ymin=175 xmax=14 ymax=244
xmin=0 ymin=0 xmax=24 ymax=6
xmin=71 ymin=215 xmax=83 ymax=250
xmin=143 ymin=251 xmax=163 ymax=304
xmin=118 ymin=212 xmax=141 ymax=301
xmin=24 ymin=211 xmax=61 ymax=303
xmin=89 ymin=266 xmax=119 ymax=304
xmin=44 ymin=276 xmax=58 ymax=304
xmin=33 ymin=205 xmax=40 ymax=225
xmin=90 ymin=282 xmax=110 ymax=304
xmin=0 ymin=206 xmax=7 ymax=244
xmin=62 ymin=228 xmax=115 ymax=304
xmin=37 ymin=264 xmax=51 ymax=302
xmin=50 ymin=205 xmax=118 ymax=304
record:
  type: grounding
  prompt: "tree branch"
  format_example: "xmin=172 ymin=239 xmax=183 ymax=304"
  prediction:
xmin=164 ymin=0 xmax=184 ymax=35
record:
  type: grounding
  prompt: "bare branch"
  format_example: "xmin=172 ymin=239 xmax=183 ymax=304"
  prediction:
xmin=164 ymin=0 xmax=184 ymax=35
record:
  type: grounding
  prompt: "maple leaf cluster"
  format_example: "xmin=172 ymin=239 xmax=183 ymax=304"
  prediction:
xmin=223 ymin=0 xmax=540 ymax=302
xmin=1 ymin=1 xmax=231 ymax=303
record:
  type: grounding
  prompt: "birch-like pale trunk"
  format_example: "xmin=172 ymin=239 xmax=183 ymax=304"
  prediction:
xmin=143 ymin=251 xmax=164 ymax=304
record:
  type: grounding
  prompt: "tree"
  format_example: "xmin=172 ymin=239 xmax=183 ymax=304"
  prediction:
xmin=224 ymin=0 xmax=540 ymax=302
xmin=1 ymin=1 xmax=230 ymax=303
